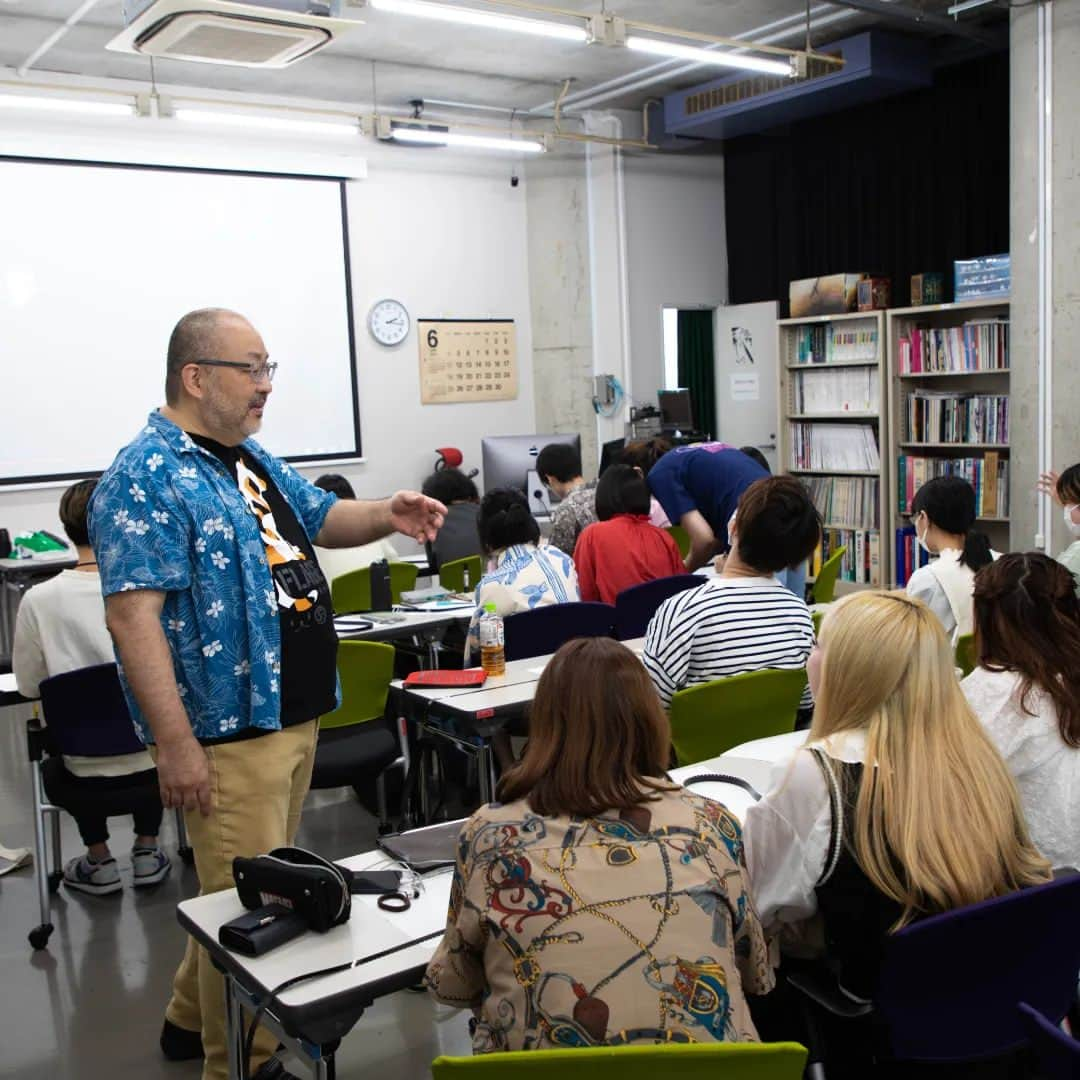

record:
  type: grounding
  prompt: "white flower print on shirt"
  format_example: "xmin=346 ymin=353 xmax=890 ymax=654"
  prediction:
xmin=194 ymin=537 xmax=207 ymax=554
xmin=113 ymin=509 xmax=130 ymax=528
xmin=126 ymin=519 xmax=149 ymax=536
xmin=206 ymin=600 xmax=225 ymax=618
xmin=210 ymin=551 xmax=230 ymax=570
xmin=219 ymin=715 xmax=240 ymax=733
xmin=202 ymin=640 xmax=223 ymax=658
xmin=129 ymin=483 xmax=146 ymax=503
xmin=146 ymin=453 xmax=165 ymax=472
xmin=203 ymin=517 xmax=224 ymax=536
xmin=151 ymin=509 xmax=170 ymax=525
xmin=167 ymin=618 xmax=186 ymax=632
xmin=179 ymin=466 xmax=197 ymax=480
xmin=234 ymin=660 xmax=251 ymax=676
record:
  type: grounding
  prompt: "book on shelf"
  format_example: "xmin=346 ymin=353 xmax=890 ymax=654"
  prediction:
xmin=895 ymin=525 xmax=932 ymax=588
xmin=808 ymin=527 xmax=881 ymax=586
xmin=790 ymin=422 xmax=880 ymax=471
xmin=793 ymin=367 xmax=880 ymax=414
xmin=790 ymin=319 xmax=879 ymax=365
xmin=897 ymin=319 xmax=1009 ymax=375
xmin=905 ymin=391 xmax=1009 ymax=445
xmin=803 ymin=475 xmax=879 ymax=530
xmin=897 ymin=453 xmax=1009 ymax=519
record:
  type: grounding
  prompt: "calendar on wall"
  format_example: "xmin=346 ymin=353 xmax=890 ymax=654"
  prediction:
xmin=417 ymin=319 xmax=518 ymax=404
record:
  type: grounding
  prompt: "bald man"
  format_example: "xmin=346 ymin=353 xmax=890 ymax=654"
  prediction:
xmin=90 ymin=309 xmax=445 ymax=1080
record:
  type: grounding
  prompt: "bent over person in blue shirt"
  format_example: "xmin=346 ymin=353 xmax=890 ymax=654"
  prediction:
xmin=89 ymin=308 xmax=445 ymax=1080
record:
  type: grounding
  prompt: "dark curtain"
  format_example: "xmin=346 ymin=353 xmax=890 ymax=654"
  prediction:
xmin=724 ymin=51 xmax=1009 ymax=313
xmin=677 ymin=309 xmax=716 ymax=439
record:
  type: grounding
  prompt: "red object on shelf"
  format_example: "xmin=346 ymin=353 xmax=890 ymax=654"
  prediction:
xmin=435 ymin=447 xmax=463 ymax=470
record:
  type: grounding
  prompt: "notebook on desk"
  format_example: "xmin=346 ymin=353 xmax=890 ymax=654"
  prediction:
xmin=378 ymin=819 xmax=466 ymax=870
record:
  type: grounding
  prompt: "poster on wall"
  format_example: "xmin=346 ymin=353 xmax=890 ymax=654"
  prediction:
xmin=418 ymin=319 xmax=518 ymax=404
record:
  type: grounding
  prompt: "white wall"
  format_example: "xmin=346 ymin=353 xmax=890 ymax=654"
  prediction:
xmin=0 ymin=100 xmax=535 ymax=548
xmin=623 ymin=150 xmax=728 ymax=411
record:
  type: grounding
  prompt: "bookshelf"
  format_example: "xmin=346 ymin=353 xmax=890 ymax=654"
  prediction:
xmin=885 ymin=298 xmax=1011 ymax=587
xmin=778 ymin=310 xmax=888 ymax=588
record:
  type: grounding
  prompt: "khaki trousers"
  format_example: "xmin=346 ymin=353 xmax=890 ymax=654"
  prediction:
xmin=154 ymin=720 xmax=318 ymax=1080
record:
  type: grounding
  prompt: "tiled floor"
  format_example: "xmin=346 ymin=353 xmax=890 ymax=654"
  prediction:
xmin=0 ymin=701 xmax=472 ymax=1079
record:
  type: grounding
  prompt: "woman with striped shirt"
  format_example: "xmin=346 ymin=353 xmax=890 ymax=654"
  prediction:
xmin=643 ymin=476 xmax=821 ymax=711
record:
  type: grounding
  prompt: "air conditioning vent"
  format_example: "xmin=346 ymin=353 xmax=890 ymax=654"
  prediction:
xmin=108 ymin=0 xmax=360 ymax=68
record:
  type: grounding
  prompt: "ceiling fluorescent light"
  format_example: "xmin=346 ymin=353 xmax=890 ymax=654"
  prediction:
xmin=370 ymin=0 xmax=586 ymax=41
xmin=0 ymin=94 xmax=133 ymax=117
xmin=625 ymin=36 xmax=794 ymax=76
xmin=391 ymin=126 xmax=545 ymax=153
xmin=174 ymin=107 xmax=359 ymax=137
xmin=946 ymin=0 xmax=996 ymax=13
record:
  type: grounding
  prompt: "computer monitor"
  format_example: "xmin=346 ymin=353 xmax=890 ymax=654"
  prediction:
xmin=598 ymin=438 xmax=625 ymax=478
xmin=480 ymin=433 xmax=582 ymax=515
xmin=658 ymin=388 xmax=695 ymax=431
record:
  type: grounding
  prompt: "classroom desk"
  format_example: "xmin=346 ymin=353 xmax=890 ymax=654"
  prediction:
xmin=0 ymin=551 xmax=77 ymax=666
xmin=393 ymin=639 xmax=646 ymax=805
xmin=0 ymin=671 xmax=32 ymax=709
xmin=177 ymin=847 xmax=453 ymax=1080
xmin=334 ymin=607 xmax=472 ymax=668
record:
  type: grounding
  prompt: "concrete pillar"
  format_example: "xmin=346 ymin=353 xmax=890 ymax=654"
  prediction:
xmin=1010 ymin=2 xmax=1080 ymax=554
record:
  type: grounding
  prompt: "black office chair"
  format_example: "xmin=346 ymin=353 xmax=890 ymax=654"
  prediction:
xmin=503 ymin=602 xmax=615 ymax=662
xmin=27 ymin=662 xmax=191 ymax=951
xmin=613 ymin=574 xmax=705 ymax=640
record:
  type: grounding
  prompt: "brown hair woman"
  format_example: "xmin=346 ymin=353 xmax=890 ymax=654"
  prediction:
xmin=425 ymin=637 xmax=773 ymax=1053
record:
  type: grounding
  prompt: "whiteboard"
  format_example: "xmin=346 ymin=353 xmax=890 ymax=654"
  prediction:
xmin=0 ymin=157 xmax=360 ymax=485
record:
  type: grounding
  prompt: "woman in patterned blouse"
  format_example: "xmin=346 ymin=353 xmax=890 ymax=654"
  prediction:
xmin=425 ymin=637 xmax=773 ymax=1052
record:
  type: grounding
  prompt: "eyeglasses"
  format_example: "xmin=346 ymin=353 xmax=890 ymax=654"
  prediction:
xmin=192 ymin=359 xmax=278 ymax=383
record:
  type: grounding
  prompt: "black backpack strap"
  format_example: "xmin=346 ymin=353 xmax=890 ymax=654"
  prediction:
xmin=808 ymin=746 xmax=843 ymax=887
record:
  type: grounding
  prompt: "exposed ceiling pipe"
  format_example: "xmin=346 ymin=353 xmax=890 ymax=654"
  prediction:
xmin=559 ymin=9 xmax=859 ymax=114
xmin=826 ymin=0 xmax=1006 ymax=46
xmin=527 ymin=4 xmax=853 ymax=115
xmin=17 ymin=0 xmax=104 ymax=78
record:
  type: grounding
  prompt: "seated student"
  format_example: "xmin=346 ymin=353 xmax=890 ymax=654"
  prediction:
xmin=425 ymin=637 xmax=772 ymax=1050
xmin=646 ymin=441 xmax=768 ymax=571
xmin=643 ymin=476 xmax=820 ymax=711
xmin=12 ymin=479 xmax=169 ymax=895
xmin=464 ymin=487 xmax=579 ymax=664
xmin=905 ymin=475 xmax=997 ymax=642
xmin=620 ymin=437 xmax=673 ymax=527
xmin=421 ymin=466 xmax=482 ymax=573
xmin=963 ymin=553 xmax=1080 ymax=871
xmin=738 ymin=446 xmax=806 ymax=599
xmin=1037 ymin=464 xmax=1080 ymax=594
xmin=573 ymin=465 xmax=684 ymax=604
xmin=536 ymin=441 xmax=596 ymax=556
xmin=312 ymin=473 xmax=398 ymax=585
xmin=744 ymin=591 xmax=1050 ymax=1003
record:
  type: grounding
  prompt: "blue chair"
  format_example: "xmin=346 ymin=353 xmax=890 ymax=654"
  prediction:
xmin=26 ymin=662 xmax=190 ymax=951
xmin=503 ymin=602 xmax=615 ymax=662
xmin=789 ymin=874 xmax=1080 ymax=1073
xmin=1018 ymin=1002 xmax=1080 ymax=1079
xmin=614 ymin=574 xmax=704 ymax=640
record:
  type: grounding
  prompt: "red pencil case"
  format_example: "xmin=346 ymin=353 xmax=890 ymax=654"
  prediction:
xmin=404 ymin=668 xmax=488 ymax=688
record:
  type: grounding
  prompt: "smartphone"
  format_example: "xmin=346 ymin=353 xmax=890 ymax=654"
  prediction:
xmin=350 ymin=869 xmax=402 ymax=895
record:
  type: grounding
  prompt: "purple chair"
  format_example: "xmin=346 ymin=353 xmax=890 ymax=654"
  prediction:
xmin=613 ymin=574 xmax=705 ymax=641
xmin=503 ymin=602 xmax=615 ymax=662
xmin=789 ymin=874 xmax=1080 ymax=1075
xmin=1018 ymin=1002 xmax=1080 ymax=1079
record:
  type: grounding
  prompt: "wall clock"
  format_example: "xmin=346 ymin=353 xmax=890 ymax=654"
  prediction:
xmin=368 ymin=298 xmax=410 ymax=346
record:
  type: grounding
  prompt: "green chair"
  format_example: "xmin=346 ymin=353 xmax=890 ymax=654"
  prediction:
xmin=665 ymin=525 xmax=691 ymax=559
xmin=955 ymin=632 xmax=976 ymax=677
xmin=331 ymin=562 xmax=419 ymax=613
xmin=439 ymin=554 xmax=483 ymax=594
xmin=312 ymin=640 xmax=405 ymax=829
xmin=669 ymin=668 xmax=808 ymax=767
xmin=809 ymin=545 xmax=847 ymax=605
xmin=432 ymin=1042 xmax=807 ymax=1078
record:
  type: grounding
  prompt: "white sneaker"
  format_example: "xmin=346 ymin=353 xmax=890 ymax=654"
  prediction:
xmin=62 ymin=854 xmax=122 ymax=896
xmin=132 ymin=847 xmax=172 ymax=888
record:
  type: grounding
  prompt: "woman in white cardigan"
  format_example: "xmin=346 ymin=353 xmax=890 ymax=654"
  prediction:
xmin=963 ymin=552 xmax=1080 ymax=871
xmin=905 ymin=475 xmax=997 ymax=642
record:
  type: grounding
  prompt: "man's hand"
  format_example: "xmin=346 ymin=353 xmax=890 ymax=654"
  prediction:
xmin=390 ymin=490 xmax=446 ymax=545
xmin=155 ymin=733 xmax=212 ymax=816
xmin=1037 ymin=471 xmax=1063 ymax=507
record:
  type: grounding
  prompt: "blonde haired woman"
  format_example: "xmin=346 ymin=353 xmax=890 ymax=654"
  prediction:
xmin=744 ymin=591 xmax=1049 ymax=1002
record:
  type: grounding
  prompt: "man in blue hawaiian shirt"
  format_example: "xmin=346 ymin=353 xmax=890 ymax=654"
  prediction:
xmin=90 ymin=308 xmax=445 ymax=1080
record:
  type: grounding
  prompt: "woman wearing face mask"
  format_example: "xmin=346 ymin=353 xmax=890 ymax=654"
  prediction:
xmin=1036 ymin=464 xmax=1080 ymax=595
xmin=905 ymin=476 xmax=998 ymax=642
